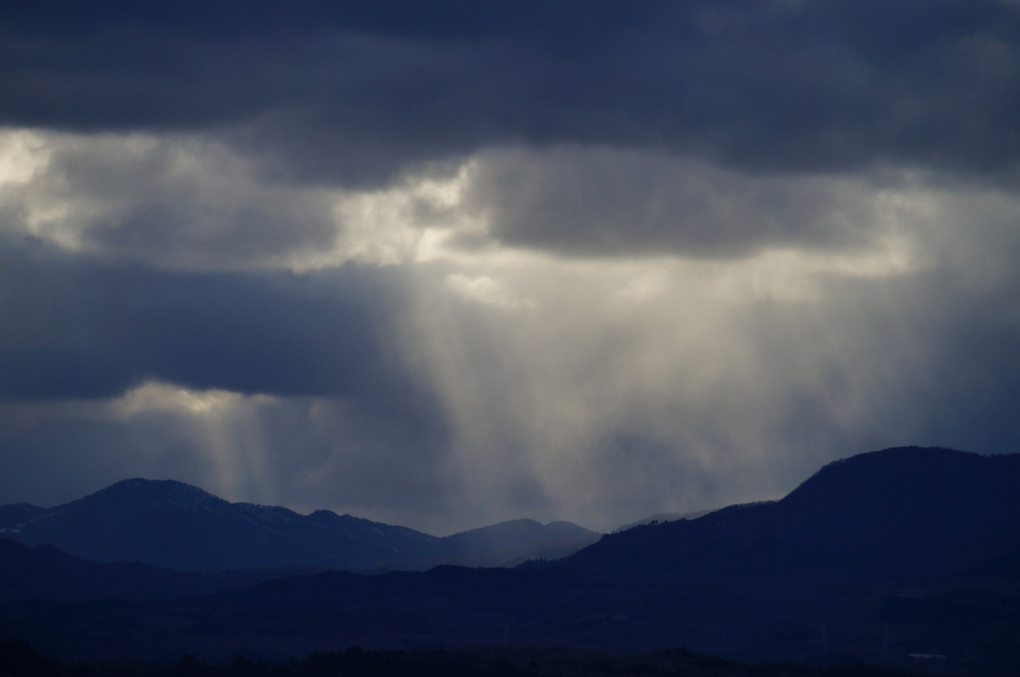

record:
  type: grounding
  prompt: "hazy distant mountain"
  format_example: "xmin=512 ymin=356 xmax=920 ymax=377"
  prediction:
xmin=439 ymin=519 xmax=600 ymax=566
xmin=0 ymin=479 xmax=598 ymax=571
xmin=559 ymin=446 xmax=1020 ymax=581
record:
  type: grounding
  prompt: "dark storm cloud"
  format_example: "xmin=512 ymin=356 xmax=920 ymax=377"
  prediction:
xmin=2 ymin=0 xmax=1018 ymax=186
xmin=0 ymin=236 xmax=426 ymax=409
xmin=457 ymin=148 xmax=885 ymax=257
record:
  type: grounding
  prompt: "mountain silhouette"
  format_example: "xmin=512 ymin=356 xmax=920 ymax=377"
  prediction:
xmin=0 ymin=447 xmax=1017 ymax=674
xmin=0 ymin=479 xmax=598 ymax=571
xmin=558 ymin=446 xmax=1020 ymax=581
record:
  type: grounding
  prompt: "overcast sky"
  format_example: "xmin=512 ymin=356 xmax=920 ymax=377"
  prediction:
xmin=2 ymin=0 xmax=1019 ymax=534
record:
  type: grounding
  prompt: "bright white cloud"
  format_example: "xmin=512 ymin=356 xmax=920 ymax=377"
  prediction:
xmin=327 ymin=169 xmax=473 ymax=268
xmin=445 ymin=273 xmax=535 ymax=309
xmin=0 ymin=129 xmax=343 ymax=270
xmin=110 ymin=381 xmax=266 ymax=418
xmin=0 ymin=129 xmax=45 ymax=184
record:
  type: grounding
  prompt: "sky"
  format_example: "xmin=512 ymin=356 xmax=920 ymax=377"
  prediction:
xmin=2 ymin=0 xmax=1019 ymax=535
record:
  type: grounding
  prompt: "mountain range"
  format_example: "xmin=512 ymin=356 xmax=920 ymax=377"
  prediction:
xmin=0 ymin=478 xmax=599 ymax=571
xmin=1 ymin=446 xmax=1018 ymax=675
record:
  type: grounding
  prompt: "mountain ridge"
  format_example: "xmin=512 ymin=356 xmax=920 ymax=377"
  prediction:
xmin=556 ymin=446 xmax=1020 ymax=581
xmin=1 ymin=446 xmax=1018 ymax=674
xmin=0 ymin=479 xmax=600 ymax=572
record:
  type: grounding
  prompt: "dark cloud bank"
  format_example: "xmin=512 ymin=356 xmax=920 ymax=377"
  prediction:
xmin=0 ymin=238 xmax=397 ymax=400
xmin=3 ymin=0 xmax=1018 ymax=184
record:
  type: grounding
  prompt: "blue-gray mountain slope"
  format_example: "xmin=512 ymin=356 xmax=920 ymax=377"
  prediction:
xmin=0 ymin=479 xmax=598 ymax=571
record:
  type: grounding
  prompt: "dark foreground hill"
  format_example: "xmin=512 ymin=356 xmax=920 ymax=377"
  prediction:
xmin=0 ymin=447 xmax=1017 ymax=675
xmin=0 ymin=638 xmax=920 ymax=677
xmin=2 ymin=563 xmax=1017 ymax=673
xmin=0 ymin=479 xmax=598 ymax=571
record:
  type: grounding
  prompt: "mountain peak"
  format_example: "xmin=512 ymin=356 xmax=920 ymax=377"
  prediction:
xmin=779 ymin=445 xmax=995 ymax=510
xmin=84 ymin=477 xmax=225 ymax=510
xmin=104 ymin=477 xmax=210 ymax=493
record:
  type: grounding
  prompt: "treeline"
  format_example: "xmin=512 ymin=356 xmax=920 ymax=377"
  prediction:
xmin=0 ymin=638 xmax=925 ymax=677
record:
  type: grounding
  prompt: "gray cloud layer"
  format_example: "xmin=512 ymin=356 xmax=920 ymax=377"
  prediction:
xmin=458 ymin=148 xmax=893 ymax=257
